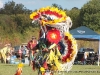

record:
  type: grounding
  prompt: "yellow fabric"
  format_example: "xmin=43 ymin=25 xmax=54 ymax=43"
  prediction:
xmin=40 ymin=67 xmax=45 ymax=72
xmin=48 ymin=43 xmax=56 ymax=50
xmin=1 ymin=53 xmax=6 ymax=63
xmin=0 ymin=47 xmax=11 ymax=63
xmin=48 ymin=48 xmax=62 ymax=71
xmin=56 ymin=47 xmax=61 ymax=57
xmin=0 ymin=47 xmax=10 ymax=54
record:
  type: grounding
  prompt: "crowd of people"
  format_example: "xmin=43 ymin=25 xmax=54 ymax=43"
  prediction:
xmin=83 ymin=52 xmax=98 ymax=65
xmin=0 ymin=36 xmax=38 ymax=66
xmin=75 ymin=51 xmax=99 ymax=65
xmin=0 ymin=36 xmax=99 ymax=66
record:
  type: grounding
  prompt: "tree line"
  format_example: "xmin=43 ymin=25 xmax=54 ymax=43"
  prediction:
xmin=0 ymin=0 xmax=100 ymax=47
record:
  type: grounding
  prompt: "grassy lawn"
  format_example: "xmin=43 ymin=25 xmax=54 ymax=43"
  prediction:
xmin=0 ymin=64 xmax=100 ymax=75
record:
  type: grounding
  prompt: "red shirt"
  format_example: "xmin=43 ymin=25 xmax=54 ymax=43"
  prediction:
xmin=18 ymin=50 xmax=22 ymax=54
xmin=27 ymin=40 xmax=37 ymax=50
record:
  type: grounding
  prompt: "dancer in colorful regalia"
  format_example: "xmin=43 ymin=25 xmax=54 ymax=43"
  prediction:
xmin=14 ymin=63 xmax=23 ymax=75
xmin=29 ymin=6 xmax=78 ymax=75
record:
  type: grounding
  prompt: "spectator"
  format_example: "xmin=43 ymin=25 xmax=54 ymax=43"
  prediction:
xmin=83 ymin=52 xmax=89 ymax=65
xmin=0 ymin=43 xmax=11 ymax=64
xmin=6 ymin=52 xmax=11 ymax=64
xmin=10 ymin=52 xmax=17 ymax=64
xmin=27 ymin=36 xmax=38 ymax=66
xmin=21 ymin=45 xmax=26 ymax=63
xmin=18 ymin=46 xmax=22 ymax=62
xmin=10 ymin=47 xmax=14 ymax=56
xmin=90 ymin=53 xmax=95 ymax=65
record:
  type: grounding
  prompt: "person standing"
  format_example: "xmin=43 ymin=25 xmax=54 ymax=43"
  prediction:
xmin=0 ymin=44 xmax=11 ymax=64
xmin=90 ymin=53 xmax=95 ymax=65
xmin=83 ymin=52 xmax=89 ymax=65
xmin=21 ymin=45 xmax=26 ymax=63
xmin=18 ymin=46 xmax=22 ymax=63
xmin=27 ymin=36 xmax=38 ymax=66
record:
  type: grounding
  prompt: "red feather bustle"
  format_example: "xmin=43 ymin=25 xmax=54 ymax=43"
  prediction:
xmin=62 ymin=36 xmax=73 ymax=62
xmin=46 ymin=29 xmax=61 ymax=44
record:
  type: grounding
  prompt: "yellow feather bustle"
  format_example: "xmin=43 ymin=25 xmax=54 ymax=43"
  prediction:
xmin=64 ymin=32 xmax=77 ymax=62
xmin=30 ymin=6 xmax=67 ymax=26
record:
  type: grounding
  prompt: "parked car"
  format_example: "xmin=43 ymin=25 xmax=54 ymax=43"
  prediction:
xmin=78 ymin=48 xmax=95 ymax=53
xmin=74 ymin=48 xmax=95 ymax=64
xmin=14 ymin=45 xmax=20 ymax=58
xmin=14 ymin=45 xmax=28 ymax=58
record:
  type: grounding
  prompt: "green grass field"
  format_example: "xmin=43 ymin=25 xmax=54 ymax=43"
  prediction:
xmin=0 ymin=63 xmax=100 ymax=75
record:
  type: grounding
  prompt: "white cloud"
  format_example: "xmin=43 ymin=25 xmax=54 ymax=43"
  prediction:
xmin=0 ymin=0 xmax=3 ymax=8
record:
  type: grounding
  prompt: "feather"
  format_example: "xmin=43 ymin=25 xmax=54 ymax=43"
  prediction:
xmin=14 ymin=68 xmax=22 ymax=75
xmin=14 ymin=63 xmax=23 ymax=75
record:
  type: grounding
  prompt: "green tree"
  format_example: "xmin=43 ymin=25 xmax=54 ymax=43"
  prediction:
xmin=63 ymin=8 xmax=69 ymax=16
xmin=0 ymin=1 xmax=37 ymax=47
xmin=68 ymin=7 xmax=80 ymax=29
xmin=13 ymin=14 xmax=32 ymax=34
xmin=52 ymin=3 xmax=63 ymax=10
xmin=0 ymin=1 xmax=32 ymax=15
xmin=79 ymin=0 xmax=100 ymax=31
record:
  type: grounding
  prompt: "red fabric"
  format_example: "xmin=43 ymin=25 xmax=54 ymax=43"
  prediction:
xmin=32 ymin=61 xmax=35 ymax=71
xmin=43 ymin=61 xmax=48 ymax=69
xmin=18 ymin=50 xmax=22 ymax=54
xmin=57 ymin=44 xmax=61 ymax=50
xmin=27 ymin=40 xmax=37 ymax=50
xmin=27 ymin=42 xmax=31 ymax=50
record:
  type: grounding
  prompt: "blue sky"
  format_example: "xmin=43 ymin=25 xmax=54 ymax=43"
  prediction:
xmin=0 ymin=0 xmax=90 ymax=10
